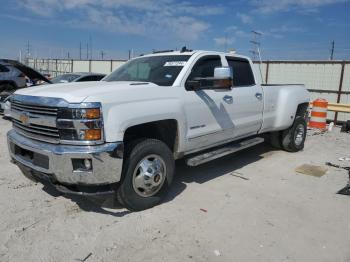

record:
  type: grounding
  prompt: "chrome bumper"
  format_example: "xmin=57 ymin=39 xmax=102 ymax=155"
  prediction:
xmin=7 ymin=129 xmax=124 ymax=186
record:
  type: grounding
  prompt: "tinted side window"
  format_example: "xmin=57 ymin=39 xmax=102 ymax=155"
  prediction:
xmin=187 ymin=55 xmax=222 ymax=81
xmin=226 ymin=58 xmax=255 ymax=86
xmin=0 ymin=65 xmax=9 ymax=72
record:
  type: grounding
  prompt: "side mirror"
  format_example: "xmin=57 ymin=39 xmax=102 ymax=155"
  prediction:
xmin=212 ymin=67 xmax=233 ymax=90
xmin=214 ymin=67 xmax=232 ymax=79
xmin=186 ymin=67 xmax=233 ymax=91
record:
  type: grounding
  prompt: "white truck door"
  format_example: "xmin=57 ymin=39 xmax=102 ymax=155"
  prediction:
xmin=226 ymin=57 xmax=263 ymax=138
xmin=183 ymin=55 xmax=237 ymax=152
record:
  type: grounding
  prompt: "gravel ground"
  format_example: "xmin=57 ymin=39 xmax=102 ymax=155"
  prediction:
xmin=0 ymin=117 xmax=349 ymax=262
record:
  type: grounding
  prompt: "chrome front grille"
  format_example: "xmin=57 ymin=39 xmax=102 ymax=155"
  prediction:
xmin=11 ymin=99 xmax=60 ymax=143
xmin=10 ymin=95 xmax=104 ymax=145
xmin=11 ymin=100 xmax=58 ymax=116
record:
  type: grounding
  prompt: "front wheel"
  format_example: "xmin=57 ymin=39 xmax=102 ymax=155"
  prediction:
xmin=116 ymin=139 xmax=175 ymax=211
xmin=281 ymin=116 xmax=307 ymax=152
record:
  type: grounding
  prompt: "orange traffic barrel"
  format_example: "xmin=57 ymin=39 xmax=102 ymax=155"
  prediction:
xmin=309 ymin=98 xmax=328 ymax=129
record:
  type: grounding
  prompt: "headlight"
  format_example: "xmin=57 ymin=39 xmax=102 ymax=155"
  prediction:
xmin=58 ymin=108 xmax=101 ymax=119
xmin=57 ymin=104 xmax=104 ymax=143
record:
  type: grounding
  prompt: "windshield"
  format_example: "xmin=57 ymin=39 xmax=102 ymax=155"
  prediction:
xmin=104 ymin=55 xmax=191 ymax=86
xmin=51 ymin=74 xmax=80 ymax=83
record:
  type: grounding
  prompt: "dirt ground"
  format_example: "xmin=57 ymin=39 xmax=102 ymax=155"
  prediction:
xmin=0 ymin=117 xmax=349 ymax=262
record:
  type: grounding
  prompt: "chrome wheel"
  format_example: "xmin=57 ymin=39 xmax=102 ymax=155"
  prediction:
xmin=294 ymin=124 xmax=305 ymax=146
xmin=132 ymin=154 xmax=167 ymax=197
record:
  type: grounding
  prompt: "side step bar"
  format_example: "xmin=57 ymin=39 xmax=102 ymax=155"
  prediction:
xmin=186 ymin=137 xmax=264 ymax=167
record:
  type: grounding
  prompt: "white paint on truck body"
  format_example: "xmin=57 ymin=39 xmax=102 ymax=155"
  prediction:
xmin=15 ymin=50 xmax=310 ymax=157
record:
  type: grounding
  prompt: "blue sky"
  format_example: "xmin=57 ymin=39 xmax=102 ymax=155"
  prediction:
xmin=0 ymin=0 xmax=349 ymax=60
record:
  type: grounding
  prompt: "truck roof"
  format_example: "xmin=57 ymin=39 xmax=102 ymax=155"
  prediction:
xmin=140 ymin=50 xmax=251 ymax=61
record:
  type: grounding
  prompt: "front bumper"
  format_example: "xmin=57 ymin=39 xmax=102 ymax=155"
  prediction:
xmin=7 ymin=129 xmax=124 ymax=190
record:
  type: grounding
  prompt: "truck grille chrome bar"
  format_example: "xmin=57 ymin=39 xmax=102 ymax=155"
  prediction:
xmin=12 ymin=118 xmax=60 ymax=144
xmin=11 ymin=97 xmax=61 ymax=144
xmin=11 ymin=100 xmax=58 ymax=116
xmin=10 ymin=95 xmax=104 ymax=145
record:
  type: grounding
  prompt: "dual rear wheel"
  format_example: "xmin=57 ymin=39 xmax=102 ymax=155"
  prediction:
xmin=270 ymin=116 xmax=307 ymax=152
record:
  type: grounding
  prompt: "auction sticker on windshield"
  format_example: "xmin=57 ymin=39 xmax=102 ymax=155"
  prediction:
xmin=164 ymin=61 xmax=187 ymax=66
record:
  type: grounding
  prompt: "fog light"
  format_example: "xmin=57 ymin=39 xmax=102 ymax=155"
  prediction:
xmin=84 ymin=159 xmax=92 ymax=170
xmin=72 ymin=158 xmax=93 ymax=172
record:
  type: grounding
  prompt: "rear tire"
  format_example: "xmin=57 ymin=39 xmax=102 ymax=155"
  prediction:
xmin=281 ymin=116 xmax=307 ymax=152
xmin=116 ymin=139 xmax=175 ymax=211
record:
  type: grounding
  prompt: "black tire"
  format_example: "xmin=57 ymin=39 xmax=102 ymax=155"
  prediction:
xmin=270 ymin=131 xmax=281 ymax=149
xmin=281 ymin=116 xmax=307 ymax=152
xmin=116 ymin=139 xmax=175 ymax=211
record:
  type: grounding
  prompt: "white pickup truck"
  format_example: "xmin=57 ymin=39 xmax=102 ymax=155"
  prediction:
xmin=7 ymin=50 xmax=309 ymax=210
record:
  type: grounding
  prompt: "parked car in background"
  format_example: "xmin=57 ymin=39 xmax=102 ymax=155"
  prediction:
xmin=0 ymin=59 xmax=51 ymax=115
xmin=51 ymin=72 xmax=106 ymax=84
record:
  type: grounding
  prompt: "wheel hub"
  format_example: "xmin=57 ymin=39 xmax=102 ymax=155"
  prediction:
xmin=132 ymin=155 xmax=166 ymax=197
xmin=294 ymin=124 xmax=305 ymax=146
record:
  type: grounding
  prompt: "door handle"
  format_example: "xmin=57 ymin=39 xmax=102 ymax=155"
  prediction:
xmin=255 ymin=93 xmax=263 ymax=100
xmin=223 ymin=95 xmax=233 ymax=104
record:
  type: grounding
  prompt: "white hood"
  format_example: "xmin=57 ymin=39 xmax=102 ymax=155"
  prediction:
xmin=14 ymin=81 xmax=161 ymax=103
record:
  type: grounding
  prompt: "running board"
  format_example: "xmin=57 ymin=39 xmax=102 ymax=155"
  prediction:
xmin=186 ymin=137 xmax=265 ymax=167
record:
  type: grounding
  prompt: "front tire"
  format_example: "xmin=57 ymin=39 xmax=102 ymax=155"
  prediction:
xmin=281 ymin=116 xmax=307 ymax=152
xmin=116 ymin=139 xmax=175 ymax=211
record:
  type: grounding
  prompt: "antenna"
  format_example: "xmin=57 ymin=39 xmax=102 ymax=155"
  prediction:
xmin=250 ymin=30 xmax=264 ymax=83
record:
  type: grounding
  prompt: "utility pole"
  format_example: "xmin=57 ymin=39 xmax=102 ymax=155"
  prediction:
xmin=100 ymin=50 xmax=105 ymax=60
xmin=89 ymin=35 xmax=92 ymax=60
xmin=330 ymin=40 xmax=335 ymax=60
xmin=86 ymin=42 xmax=89 ymax=59
xmin=79 ymin=42 xmax=82 ymax=60
xmin=224 ymin=33 xmax=228 ymax=52
xmin=25 ymin=41 xmax=31 ymax=65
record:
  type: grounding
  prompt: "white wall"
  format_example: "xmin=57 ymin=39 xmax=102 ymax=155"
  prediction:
xmin=254 ymin=61 xmax=349 ymax=122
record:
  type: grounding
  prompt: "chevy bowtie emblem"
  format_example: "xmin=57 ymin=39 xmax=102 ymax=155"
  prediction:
xmin=19 ymin=112 xmax=30 ymax=126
